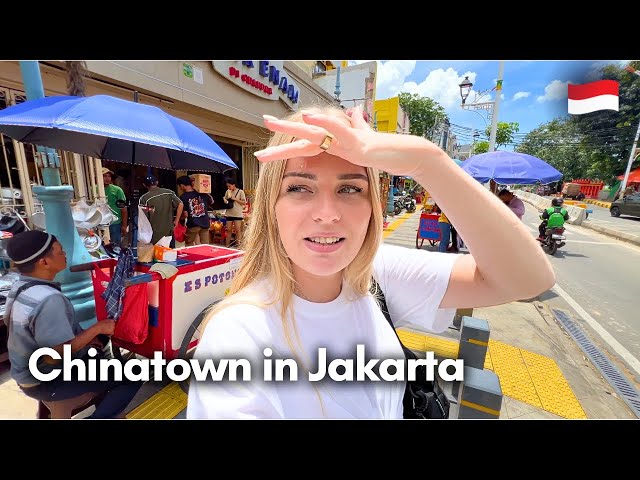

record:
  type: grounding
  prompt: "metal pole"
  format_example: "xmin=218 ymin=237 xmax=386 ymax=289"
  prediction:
xmin=620 ymin=119 xmax=640 ymax=195
xmin=488 ymin=61 xmax=504 ymax=153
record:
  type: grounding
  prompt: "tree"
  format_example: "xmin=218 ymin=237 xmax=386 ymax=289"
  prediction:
xmin=484 ymin=121 xmax=520 ymax=149
xmin=516 ymin=61 xmax=640 ymax=184
xmin=65 ymin=61 xmax=88 ymax=97
xmin=398 ymin=92 xmax=448 ymax=139
xmin=517 ymin=118 xmax=590 ymax=180
xmin=473 ymin=141 xmax=489 ymax=154
xmin=565 ymin=61 xmax=640 ymax=183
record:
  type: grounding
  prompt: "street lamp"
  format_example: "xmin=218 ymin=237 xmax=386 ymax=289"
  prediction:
xmin=458 ymin=61 xmax=505 ymax=153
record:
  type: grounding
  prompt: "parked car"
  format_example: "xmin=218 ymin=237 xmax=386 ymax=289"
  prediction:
xmin=610 ymin=193 xmax=640 ymax=218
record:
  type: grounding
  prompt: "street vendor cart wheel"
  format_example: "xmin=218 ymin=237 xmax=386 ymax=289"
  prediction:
xmin=178 ymin=300 xmax=223 ymax=394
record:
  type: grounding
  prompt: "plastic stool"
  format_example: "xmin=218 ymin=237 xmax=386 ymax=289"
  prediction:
xmin=37 ymin=391 xmax=105 ymax=419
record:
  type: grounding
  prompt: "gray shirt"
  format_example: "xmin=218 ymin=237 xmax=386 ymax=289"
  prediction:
xmin=4 ymin=276 xmax=87 ymax=386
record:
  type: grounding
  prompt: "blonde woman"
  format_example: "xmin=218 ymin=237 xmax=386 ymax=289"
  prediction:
xmin=186 ymin=106 xmax=555 ymax=419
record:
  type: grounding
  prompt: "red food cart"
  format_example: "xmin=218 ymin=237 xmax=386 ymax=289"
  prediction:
xmin=74 ymin=245 xmax=244 ymax=362
xmin=416 ymin=212 xmax=441 ymax=249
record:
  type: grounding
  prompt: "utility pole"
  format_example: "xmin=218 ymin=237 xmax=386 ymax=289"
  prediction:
xmin=488 ymin=61 xmax=504 ymax=153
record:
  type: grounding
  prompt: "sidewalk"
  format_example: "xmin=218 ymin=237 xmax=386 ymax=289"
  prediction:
xmin=385 ymin=209 xmax=637 ymax=419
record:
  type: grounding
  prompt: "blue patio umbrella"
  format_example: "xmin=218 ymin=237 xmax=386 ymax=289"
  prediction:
xmin=0 ymin=94 xmax=237 ymax=173
xmin=461 ymin=150 xmax=562 ymax=185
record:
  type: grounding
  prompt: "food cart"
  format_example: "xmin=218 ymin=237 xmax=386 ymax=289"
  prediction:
xmin=73 ymin=245 xmax=244 ymax=364
xmin=416 ymin=212 xmax=441 ymax=249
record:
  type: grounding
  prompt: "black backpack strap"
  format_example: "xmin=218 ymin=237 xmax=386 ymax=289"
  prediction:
xmin=371 ymin=277 xmax=450 ymax=419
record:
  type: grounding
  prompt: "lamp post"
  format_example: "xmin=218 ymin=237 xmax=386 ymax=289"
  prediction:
xmin=458 ymin=60 xmax=505 ymax=153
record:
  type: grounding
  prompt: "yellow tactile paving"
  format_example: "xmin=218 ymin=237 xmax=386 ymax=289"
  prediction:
xmin=484 ymin=349 xmax=494 ymax=371
xmin=382 ymin=212 xmax=413 ymax=239
xmin=126 ymin=382 xmax=187 ymax=420
xmin=486 ymin=340 xmax=543 ymax=409
xmin=129 ymin=331 xmax=587 ymax=419
xmin=397 ymin=329 xmax=459 ymax=359
xmin=521 ymin=350 xmax=587 ymax=419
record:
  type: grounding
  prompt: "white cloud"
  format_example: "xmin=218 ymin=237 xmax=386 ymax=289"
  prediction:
xmin=537 ymin=80 xmax=569 ymax=102
xmin=513 ymin=91 xmax=530 ymax=101
xmin=374 ymin=61 xmax=417 ymax=99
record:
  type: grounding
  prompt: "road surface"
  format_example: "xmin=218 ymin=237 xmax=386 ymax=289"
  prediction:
xmin=521 ymin=204 xmax=640 ymax=380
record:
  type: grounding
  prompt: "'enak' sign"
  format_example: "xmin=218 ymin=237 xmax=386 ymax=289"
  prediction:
xmin=212 ymin=61 xmax=300 ymax=110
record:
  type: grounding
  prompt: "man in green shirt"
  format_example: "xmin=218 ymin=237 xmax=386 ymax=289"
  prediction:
xmin=102 ymin=167 xmax=128 ymax=246
xmin=139 ymin=175 xmax=183 ymax=246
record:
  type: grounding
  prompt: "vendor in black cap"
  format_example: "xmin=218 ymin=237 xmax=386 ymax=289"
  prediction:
xmin=2 ymin=230 xmax=142 ymax=418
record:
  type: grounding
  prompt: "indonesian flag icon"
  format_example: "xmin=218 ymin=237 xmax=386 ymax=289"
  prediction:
xmin=568 ymin=80 xmax=619 ymax=115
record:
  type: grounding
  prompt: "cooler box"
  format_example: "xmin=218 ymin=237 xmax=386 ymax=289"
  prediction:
xmin=92 ymin=245 xmax=244 ymax=360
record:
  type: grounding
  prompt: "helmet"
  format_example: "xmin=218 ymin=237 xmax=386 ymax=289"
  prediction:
xmin=552 ymin=197 xmax=564 ymax=207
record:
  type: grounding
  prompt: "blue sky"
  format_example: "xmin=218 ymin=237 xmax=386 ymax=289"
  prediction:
xmin=349 ymin=60 xmax=628 ymax=151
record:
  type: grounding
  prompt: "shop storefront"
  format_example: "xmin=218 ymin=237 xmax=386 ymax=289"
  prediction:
xmin=0 ymin=60 xmax=336 ymax=226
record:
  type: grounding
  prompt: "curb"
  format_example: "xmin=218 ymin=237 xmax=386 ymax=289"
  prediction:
xmin=583 ymin=199 xmax=612 ymax=209
xmin=580 ymin=221 xmax=640 ymax=247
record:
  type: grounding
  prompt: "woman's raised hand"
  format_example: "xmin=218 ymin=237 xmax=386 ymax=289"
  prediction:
xmin=253 ymin=107 xmax=444 ymax=178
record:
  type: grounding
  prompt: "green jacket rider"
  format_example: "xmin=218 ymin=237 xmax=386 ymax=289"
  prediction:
xmin=538 ymin=197 xmax=569 ymax=239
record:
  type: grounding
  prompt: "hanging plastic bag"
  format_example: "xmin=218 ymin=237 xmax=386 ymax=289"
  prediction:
xmin=138 ymin=206 xmax=153 ymax=244
xmin=174 ymin=221 xmax=187 ymax=243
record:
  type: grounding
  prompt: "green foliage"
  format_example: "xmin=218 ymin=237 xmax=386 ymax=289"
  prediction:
xmin=484 ymin=122 xmax=520 ymax=149
xmin=398 ymin=92 xmax=448 ymax=138
xmin=473 ymin=141 xmax=489 ymax=154
xmin=517 ymin=61 xmax=640 ymax=184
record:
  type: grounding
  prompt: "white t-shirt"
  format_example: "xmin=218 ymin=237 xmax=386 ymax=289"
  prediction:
xmin=186 ymin=244 xmax=460 ymax=419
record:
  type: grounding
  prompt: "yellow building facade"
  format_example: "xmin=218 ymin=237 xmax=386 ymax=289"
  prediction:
xmin=373 ymin=96 xmax=409 ymax=134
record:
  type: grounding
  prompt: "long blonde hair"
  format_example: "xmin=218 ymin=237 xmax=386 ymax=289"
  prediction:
xmin=203 ymin=105 xmax=383 ymax=353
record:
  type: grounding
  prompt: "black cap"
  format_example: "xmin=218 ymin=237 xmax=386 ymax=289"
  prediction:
xmin=143 ymin=175 xmax=158 ymax=186
xmin=176 ymin=175 xmax=193 ymax=186
xmin=7 ymin=230 xmax=56 ymax=265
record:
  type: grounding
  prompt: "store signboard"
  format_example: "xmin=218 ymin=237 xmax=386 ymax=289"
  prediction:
xmin=212 ymin=60 xmax=300 ymax=110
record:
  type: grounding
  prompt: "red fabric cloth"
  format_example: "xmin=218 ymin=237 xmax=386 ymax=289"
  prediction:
xmin=92 ymin=267 xmax=149 ymax=344
xmin=174 ymin=222 xmax=187 ymax=242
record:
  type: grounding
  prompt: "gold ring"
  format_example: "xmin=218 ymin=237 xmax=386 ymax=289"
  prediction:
xmin=319 ymin=133 xmax=334 ymax=151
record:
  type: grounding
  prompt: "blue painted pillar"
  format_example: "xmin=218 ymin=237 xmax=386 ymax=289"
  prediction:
xmin=19 ymin=61 xmax=96 ymax=328
xmin=387 ymin=175 xmax=395 ymax=214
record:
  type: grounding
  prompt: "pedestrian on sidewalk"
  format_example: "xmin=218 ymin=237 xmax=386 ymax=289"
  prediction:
xmin=2 ymin=230 xmax=142 ymax=419
xmin=498 ymin=189 xmax=525 ymax=220
xmin=177 ymin=175 xmax=214 ymax=246
xmin=102 ymin=167 xmax=128 ymax=246
xmin=139 ymin=175 xmax=184 ymax=246
xmin=186 ymin=105 xmax=555 ymax=420
xmin=222 ymin=177 xmax=247 ymax=248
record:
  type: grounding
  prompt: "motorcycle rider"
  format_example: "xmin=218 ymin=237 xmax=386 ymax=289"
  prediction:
xmin=538 ymin=197 xmax=569 ymax=241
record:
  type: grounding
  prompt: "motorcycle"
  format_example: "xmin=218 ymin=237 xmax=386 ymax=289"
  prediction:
xmin=540 ymin=226 xmax=566 ymax=255
xmin=402 ymin=194 xmax=416 ymax=213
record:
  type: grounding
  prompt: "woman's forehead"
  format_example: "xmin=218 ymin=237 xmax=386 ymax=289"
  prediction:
xmin=284 ymin=154 xmax=367 ymax=176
